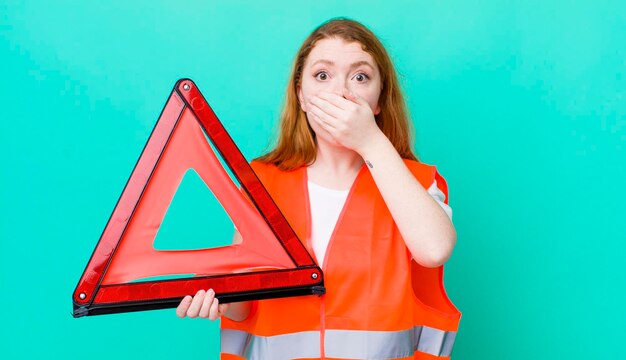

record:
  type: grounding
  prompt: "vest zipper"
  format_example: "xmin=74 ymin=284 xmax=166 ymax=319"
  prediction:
xmin=304 ymin=165 xmax=367 ymax=360
xmin=320 ymin=295 xmax=326 ymax=359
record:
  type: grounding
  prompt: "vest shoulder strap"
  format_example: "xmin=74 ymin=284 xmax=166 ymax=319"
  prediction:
xmin=402 ymin=159 xmax=440 ymax=190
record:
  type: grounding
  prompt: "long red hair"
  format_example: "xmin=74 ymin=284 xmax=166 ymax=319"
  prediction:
xmin=256 ymin=17 xmax=418 ymax=171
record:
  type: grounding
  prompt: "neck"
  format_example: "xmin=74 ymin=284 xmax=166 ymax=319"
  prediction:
xmin=306 ymin=139 xmax=364 ymax=189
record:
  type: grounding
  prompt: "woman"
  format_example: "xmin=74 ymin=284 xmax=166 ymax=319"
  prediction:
xmin=177 ymin=17 xmax=461 ymax=359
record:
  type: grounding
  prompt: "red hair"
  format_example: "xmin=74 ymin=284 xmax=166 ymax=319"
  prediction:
xmin=256 ymin=17 xmax=418 ymax=170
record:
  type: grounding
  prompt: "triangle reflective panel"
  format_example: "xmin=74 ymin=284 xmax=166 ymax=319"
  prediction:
xmin=73 ymin=79 xmax=324 ymax=317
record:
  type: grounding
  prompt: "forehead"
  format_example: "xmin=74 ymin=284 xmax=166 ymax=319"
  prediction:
xmin=305 ymin=38 xmax=377 ymax=69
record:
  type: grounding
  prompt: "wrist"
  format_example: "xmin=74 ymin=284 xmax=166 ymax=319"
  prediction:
xmin=357 ymin=131 xmax=389 ymax=159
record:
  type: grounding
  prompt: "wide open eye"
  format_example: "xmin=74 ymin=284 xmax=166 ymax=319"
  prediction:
xmin=353 ymin=73 xmax=370 ymax=82
xmin=314 ymin=71 xmax=329 ymax=81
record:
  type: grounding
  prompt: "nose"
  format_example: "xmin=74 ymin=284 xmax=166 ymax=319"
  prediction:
xmin=327 ymin=78 xmax=349 ymax=97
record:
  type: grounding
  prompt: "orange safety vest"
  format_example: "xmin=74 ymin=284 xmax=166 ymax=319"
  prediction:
xmin=221 ymin=159 xmax=461 ymax=360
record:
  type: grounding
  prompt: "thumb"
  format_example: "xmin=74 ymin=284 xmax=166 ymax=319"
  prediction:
xmin=218 ymin=302 xmax=230 ymax=316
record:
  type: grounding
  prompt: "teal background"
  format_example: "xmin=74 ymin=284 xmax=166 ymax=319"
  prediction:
xmin=1 ymin=1 xmax=625 ymax=358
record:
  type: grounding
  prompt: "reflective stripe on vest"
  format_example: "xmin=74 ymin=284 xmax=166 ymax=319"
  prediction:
xmin=221 ymin=326 xmax=457 ymax=359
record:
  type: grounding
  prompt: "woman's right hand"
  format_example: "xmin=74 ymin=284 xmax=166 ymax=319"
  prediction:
xmin=176 ymin=231 xmax=250 ymax=321
xmin=176 ymin=289 xmax=230 ymax=320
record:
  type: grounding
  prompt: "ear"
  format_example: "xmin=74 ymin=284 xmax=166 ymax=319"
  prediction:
xmin=374 ymin=83 xmax=383 ymax=115
xmin=297 ymin=86 xmax=306 ymax=112
xmin=374 ymin=104 xmax=381 ymax=115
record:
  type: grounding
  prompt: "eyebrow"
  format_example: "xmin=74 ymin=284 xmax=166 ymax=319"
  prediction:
xmin=311 ymin=59 xmax=375 ymax=71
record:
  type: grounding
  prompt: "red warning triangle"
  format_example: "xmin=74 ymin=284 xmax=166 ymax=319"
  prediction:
xmin=72 ymin=79 xmax=324 ymax=317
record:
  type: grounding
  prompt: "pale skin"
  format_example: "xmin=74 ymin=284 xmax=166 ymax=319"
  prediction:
xmin=176 ymin=37 xmax=456 ymax=321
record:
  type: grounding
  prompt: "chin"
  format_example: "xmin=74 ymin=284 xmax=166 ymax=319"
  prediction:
xmin=317 ymin=135 xmax=341 ymax=148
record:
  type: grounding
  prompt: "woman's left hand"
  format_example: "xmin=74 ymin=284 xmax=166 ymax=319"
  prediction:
xmin=307 ymin=88 xmax=383 ymax=155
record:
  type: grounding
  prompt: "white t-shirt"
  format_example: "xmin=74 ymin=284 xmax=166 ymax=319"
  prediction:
xmin=308 ymin=179 xmax=452 ymax=264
